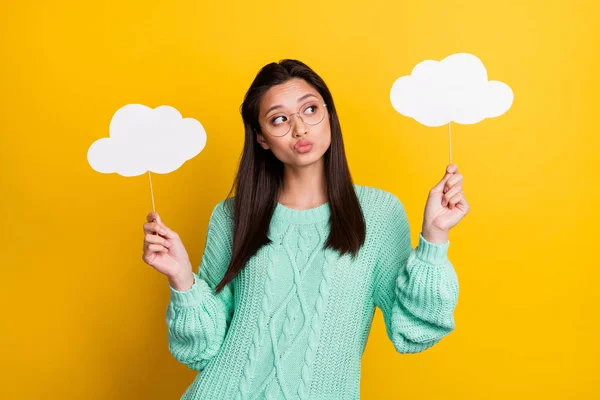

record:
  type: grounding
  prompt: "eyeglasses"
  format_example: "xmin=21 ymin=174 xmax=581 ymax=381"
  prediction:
xmin=261 ymin=101 xmax=327 ymax=137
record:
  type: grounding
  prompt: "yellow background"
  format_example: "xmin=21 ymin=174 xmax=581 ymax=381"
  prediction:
xmin=1 ymin=0 xmax=598 ymax=398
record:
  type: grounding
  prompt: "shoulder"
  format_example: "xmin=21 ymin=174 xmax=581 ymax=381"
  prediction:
xmin=210 ymin=197 xmax=235 ymax=218
xmin=353 ymin=184 xmax=406 ymax=218
xmin=207 ymin=197 xmax=235 ymax=235
xmin=353 ymin=184 xmax=409 ymax=242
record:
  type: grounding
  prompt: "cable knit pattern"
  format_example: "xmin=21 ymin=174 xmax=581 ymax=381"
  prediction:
xmin=298 ymin=236 xmax=336 ymax=399
xmin=165 ymin=184 xmax=460 ymax=399
xmin=237 ymin=222 xmax=287 ymax=400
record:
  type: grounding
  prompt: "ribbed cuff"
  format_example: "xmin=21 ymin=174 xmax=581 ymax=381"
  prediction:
xmin=169 ymin=274 xmax=212 ymax=308
xmin=415 ymin=232 xmax=450 ymax=265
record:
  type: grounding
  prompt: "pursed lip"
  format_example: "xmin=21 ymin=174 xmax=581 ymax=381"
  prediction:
xmin=294 ymin=139 xmax=313 ymax=150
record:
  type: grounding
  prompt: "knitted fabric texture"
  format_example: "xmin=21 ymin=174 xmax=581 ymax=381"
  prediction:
xmin=166 ymin=184 xmax=459 ymax=400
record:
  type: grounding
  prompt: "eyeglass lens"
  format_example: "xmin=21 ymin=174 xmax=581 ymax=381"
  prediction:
xmin=264 ymin=101 xmax=326 ymax=137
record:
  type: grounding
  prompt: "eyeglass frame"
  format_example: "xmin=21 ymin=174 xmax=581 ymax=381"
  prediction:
xmin=258 ymin=101 xmax=328 ymax=137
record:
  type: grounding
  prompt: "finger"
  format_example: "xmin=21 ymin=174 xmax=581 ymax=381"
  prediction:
xmin=158 ymin=224 xmax=178 ymax=240
xmin=148 ymin=243 xmax=169 ymax=253
xmin=152 ymin=218 xmax=177 ymax=238
xmin=443 ymin=187 xmax=461 ymax=207
xmin=143 ymin=222 xmax=167 ymax=236
xmin=434 ymin=171 xmax=453 ymax=192
xmin=444 ymin=173 xmax=463 ymax=193
xmin=438 ymin=164 xmax=458 ymax=187
xmin=146 ymin=212 xmax=168 ymax=229
xmin=462 ymin=196 xmax=470 ymax=213
xmin=143 ymin=222 xmax=154 ymax=234
xmin=448 ymin=192 xmax=464 ymax=209
xmin=147 ymin=212 xmax=159 ymax=223
xmin=145 ymin=214 xmax=178 ymax=239
xmin=443 ymin=185 xmax=462 ymax=205
xmin=145 ymin=233 xmax=171 ymax=247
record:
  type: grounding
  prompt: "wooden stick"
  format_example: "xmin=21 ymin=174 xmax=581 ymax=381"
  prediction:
xmin=148 ymin=171 xmax=156 ymax=213
xmin=448 ymin=122 xmax=453 ymax=164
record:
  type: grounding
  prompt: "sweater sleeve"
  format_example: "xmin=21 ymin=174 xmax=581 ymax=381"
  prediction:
xmin=165 ymin=200 xmax=235 ymax=371
xmin=372 ymin=194 xmax=459 ymax=354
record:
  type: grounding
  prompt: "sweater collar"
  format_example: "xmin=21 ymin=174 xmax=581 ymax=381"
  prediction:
xmin=272 ymin=200 xmax=331 ymax=224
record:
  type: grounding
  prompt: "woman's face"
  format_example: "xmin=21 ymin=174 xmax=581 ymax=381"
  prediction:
xmin=256 ymin=78 xmax=331 ymax=169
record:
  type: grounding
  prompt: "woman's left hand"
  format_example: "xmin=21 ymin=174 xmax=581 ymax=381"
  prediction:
xmin=421 ymin=163 xmax=470 ymax=244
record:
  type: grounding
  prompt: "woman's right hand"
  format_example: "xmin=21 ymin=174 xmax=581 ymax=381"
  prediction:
xmin=142 ymin=212 xmax=193 ymax=282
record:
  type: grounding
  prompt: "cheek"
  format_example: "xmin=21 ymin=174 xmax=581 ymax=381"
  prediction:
xmin=268 ymin=140 xmax=293 ymax=160
xmin=319 ymin=123 xmax=332 ymax=148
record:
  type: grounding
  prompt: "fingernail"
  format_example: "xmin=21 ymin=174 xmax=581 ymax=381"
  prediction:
xmin=160 ymin=229 xmax=167 ymax=235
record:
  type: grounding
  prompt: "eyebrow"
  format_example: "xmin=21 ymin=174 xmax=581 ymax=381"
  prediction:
xmin=263 ymin=93 xmax=319 ymax=117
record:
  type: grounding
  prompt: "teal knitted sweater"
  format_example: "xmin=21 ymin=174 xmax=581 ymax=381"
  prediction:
xmin=166 ymin=184 xmax=459 ymax=399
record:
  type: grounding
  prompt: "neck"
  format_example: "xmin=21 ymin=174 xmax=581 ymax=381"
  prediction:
xmin=278 ymin=158 xmax=328 ymax=209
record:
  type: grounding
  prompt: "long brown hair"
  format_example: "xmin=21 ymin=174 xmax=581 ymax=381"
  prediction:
xmin=215 ymin=59 xmax=365 ymax=293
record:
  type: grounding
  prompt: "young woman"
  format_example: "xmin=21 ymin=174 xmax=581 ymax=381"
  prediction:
xmin=142 ymin=59 xmax=469 ymax=399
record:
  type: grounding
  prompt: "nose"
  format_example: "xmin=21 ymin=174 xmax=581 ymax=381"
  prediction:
xmin=290 ymin=113 xmax=307 ymax=137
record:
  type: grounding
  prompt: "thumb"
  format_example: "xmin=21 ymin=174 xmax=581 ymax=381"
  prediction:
xmin=155 ymin=214 xmax=178 ymax=240
xmin=433 ymin=164 xmax=456 ymax=191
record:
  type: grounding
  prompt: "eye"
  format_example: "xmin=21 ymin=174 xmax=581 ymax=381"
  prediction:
xmin=303 ymin=104 xmax=318 ymax=115
xmin=270 ymin=115 xmax=287 ymax=125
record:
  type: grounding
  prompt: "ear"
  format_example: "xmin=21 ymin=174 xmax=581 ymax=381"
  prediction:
xmin=256 ymin=131 xmax=270 ymax=150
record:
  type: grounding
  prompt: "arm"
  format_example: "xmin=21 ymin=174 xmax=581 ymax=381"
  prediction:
xmin=372 ymin=194 xmax=459 ymax=354
xmin=165 ymin=200 xmax=235 ymax=371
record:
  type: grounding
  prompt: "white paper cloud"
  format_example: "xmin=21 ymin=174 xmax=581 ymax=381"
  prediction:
xmin=88 ymin=104 xmax=207 ymax=177
xmin=390 ymin=53 xmax=513 ymax=127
